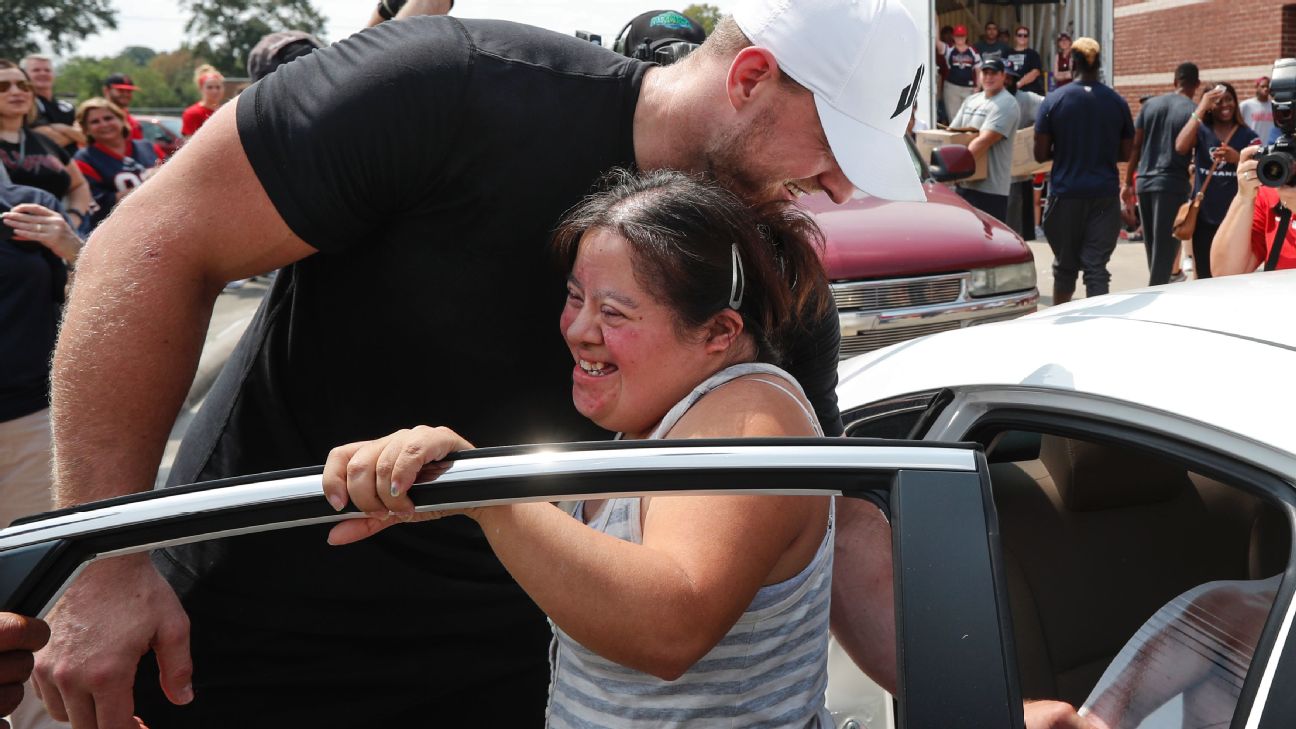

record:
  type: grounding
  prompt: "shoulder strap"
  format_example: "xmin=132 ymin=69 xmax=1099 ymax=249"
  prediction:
xmin=1266 ymin=202 xmax=1292 ymax=272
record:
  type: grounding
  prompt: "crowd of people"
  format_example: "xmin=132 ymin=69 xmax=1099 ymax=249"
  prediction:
xmin=0 ymin=1 xmax=1293 ymax=728
xmin=932 ymin=19 xmax=1295 ymax=303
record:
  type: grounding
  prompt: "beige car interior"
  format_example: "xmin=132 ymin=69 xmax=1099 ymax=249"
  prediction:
xmin=984 ymin=432 xmax=1291 ymax=708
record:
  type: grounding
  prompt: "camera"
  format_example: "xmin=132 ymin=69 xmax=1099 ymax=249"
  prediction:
xmin=1254 ymin=58 xmax=1296 ymax=187
xmin=651 ymin=41 xmax=699 ymax=65
xmin=574 ymin=30 xmax=602 ymax=46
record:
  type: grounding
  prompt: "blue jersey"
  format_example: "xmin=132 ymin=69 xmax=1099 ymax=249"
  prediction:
xmin=74 ymin=141 xmax=158 ymax=229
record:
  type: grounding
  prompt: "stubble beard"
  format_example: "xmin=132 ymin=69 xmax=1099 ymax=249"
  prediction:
xmin=702 ymin=108 xmax=780 ymax=205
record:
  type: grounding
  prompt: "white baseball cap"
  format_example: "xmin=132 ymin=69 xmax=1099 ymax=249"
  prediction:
xmin=733 ymin=0 xmax=928 ymax=202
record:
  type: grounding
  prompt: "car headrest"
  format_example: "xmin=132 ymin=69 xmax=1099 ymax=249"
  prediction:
xmin=986 ymin=430 xmax=1042 ymax=463
xmin=1040 ymin=435 xmax=1189 ymax=511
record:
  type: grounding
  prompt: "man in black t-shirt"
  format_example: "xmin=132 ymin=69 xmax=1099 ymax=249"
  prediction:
xmin=21 ymin=55 xmax=83 ymax=156
xmin=40 ymin=3 xmax=929 ymax=727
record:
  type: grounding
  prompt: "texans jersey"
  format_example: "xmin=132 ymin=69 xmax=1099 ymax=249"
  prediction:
xmin=74 ymin=141 xmax=159 ymax=229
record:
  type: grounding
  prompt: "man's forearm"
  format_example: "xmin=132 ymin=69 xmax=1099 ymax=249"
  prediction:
xmin=50 ymin=197 xmax=220 ymax=506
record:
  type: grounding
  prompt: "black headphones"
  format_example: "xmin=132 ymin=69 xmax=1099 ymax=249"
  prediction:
xmin=612 ymin=12 xmax=702 ymax=63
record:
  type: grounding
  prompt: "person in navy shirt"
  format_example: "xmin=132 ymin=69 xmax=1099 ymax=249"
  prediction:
xmin=73 ymin=97 xmax=160 ymax=230
xmin=936 ymin=24 xmax=981 ymax=121
xmin=1034 ymin=37 xmax=1134 ymax=304
xmin=1004 ymin=25 xmax=1045 ymax=95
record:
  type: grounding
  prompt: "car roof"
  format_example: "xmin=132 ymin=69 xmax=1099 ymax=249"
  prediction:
xmin=837 ymin=271 xmax=1296 ymax=456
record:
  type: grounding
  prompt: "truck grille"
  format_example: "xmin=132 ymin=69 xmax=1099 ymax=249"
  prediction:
xmin=831 ymin=277 xmax=963 ymax=312
xmin=838 ymin=320 xmax=963 ymax=358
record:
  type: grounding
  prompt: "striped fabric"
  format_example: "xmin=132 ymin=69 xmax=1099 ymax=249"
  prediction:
xmin=545 ymin=363 xmax=836 ymax=729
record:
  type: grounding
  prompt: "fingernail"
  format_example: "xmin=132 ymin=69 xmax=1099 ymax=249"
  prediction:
xmin=178 ymin=684 xmax=194 ymax=703
xmin=390 ymin=481 xmax=401 ymax=498
xmin=326 ymin=493 xmax=346 ymax=511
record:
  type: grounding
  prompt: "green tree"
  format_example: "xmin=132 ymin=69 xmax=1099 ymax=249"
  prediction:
xmin=59 ymin=51 xmax=191 ymax=110
xmin=0 ymin=0 xmax=116 ymax=59
xmin=181 ymin=0 xmax=326 ymax=76
xmin=682 ymin=3 xmax=723 ymax=35
xmin=121 ymin=46 xmax=158 ymax=67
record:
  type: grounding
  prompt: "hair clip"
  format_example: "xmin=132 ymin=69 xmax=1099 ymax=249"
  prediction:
xmin=729 ymin=243 xmax=745 ymax=310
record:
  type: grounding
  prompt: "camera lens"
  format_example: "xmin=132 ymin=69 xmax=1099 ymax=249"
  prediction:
xmin=1256 ymin=148 xmax=1296 ymax=187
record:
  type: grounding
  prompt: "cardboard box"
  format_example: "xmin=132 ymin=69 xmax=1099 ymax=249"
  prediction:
xmin=915 ymin=128 xmax=986 ymax=183
xmin=1010 ymin=127 xmax=1053 ymax=179
xmin=916 ymin=127 xmax=1053 ymax=184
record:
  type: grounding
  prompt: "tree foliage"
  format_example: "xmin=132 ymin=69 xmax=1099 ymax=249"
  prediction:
xmin=0 ymin=0 xmax=117 ymax=59
xmin=59 ymin=47 xmax=206 ymax=111
xmin=181 ymin=0 xmax=326 ymax=76
xmin=682 ymin=4 xmax=724 ymax=35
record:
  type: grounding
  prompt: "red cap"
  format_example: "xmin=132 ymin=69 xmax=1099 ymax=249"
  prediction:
xmin=952 ymin=24 xmax=968 ymax=37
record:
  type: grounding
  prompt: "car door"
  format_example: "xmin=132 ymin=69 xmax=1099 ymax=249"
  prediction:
xmin=0 ymin=438 xmax=1023 ymax=729
xmin=844 ymin=388 xmax=1296 ymax=729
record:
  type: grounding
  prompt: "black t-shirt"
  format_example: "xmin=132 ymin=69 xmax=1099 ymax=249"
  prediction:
xmin=1005 ymin=47 xmax=1045 ymax=95
xmin=0 ymin=183 xmax=66 ymax=422
xmin=155 ymin=16 xmax=842 ymax=718
xmin=0 ymin=130 xmax=71 ymax=200
xmin=33 ymin=95 xmax=78 ymax=156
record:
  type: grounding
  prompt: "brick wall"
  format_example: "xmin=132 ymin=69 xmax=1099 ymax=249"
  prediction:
xmin=1114 ymin=0 xmax=1289 ymax=117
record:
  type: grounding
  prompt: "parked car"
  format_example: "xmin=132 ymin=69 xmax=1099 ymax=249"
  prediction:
xmin=807 ymin=139 xmax=1039 ymax=359
xmin=836 ymin=271 xmax=1296 ymax=729
xmin=137 ymin=115 xmax=183 ymax=158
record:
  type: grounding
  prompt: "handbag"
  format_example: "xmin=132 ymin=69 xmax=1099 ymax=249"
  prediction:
xmin=1172 ymin=159 xmax=1218 ymax=241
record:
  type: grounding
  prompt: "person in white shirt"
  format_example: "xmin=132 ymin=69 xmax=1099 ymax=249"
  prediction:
xmin=1239 ymin=76 xmax=1275 ymax=143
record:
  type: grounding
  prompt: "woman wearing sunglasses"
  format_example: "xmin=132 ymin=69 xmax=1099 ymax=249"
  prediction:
xmin=1007 ymin=25 xmax=1045 ymax=95
xmin=324 ymin=169 xmax=836 ymax=728
xmin=0 ymin=60 xmax=92 ymax=233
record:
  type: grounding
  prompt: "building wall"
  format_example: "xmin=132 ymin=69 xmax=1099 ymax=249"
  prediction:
xmin=1113 ymin=0 xmax=1290 ymax=117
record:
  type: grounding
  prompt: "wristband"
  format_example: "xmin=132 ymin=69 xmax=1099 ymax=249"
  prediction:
xmin=1191 ymin=111 xmax=1203 ymax=123
xmin=67 ymin=208 xmax=86 ymax=220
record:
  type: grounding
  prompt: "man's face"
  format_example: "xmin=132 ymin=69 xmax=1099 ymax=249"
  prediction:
xmin=1258 ymin=79 xmax=1271 ymax=101
xmin=704 ymin=83 xmax=853 ymax=205
xmin=980 ymin=68 xmax=1005 ymax=94
xmin=23 ymin=60 xmax=53 ymax=94
xmin=105 ymin=86 xmax=133 ymax=108
xmin=985 ymin=23 xmax=999 ymax=41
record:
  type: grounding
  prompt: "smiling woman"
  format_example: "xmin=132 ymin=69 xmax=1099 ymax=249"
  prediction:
xmin=322 ymin=169 xmax=838 ymax=727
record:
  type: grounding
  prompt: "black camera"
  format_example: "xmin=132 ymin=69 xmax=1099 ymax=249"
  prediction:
xmin=574 ymin=30 xmax=602 ymax=46
xmin=1254 ymin=58 xmax=1296 ymax=187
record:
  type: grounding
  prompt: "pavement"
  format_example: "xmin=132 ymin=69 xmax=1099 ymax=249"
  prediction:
xmin=156 ymin=239 xmax=1158 ymax=484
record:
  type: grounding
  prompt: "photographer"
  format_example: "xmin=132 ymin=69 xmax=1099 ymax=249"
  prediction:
xmin=1210 ymin=144 xmax=1296 ymax=274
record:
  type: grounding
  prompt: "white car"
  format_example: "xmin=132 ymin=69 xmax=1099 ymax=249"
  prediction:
xmin=835 ymin=271 xmax=1296 ymax=729
xmin=2 ymin=274 xmax=1292 ymax=729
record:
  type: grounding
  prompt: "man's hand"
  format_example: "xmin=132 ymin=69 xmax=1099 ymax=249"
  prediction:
xmin=34 ymin=555 xmax=192 ymax=729
xmin=1024 ymin=700 xmax=1102 ymax=729
xmin=1119 ymin=184 xmax=1135 ymax=210
xmin=0 ymin=612 xmax=50 ymax=724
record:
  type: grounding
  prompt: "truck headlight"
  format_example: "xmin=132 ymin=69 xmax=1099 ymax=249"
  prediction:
xmin=969 ymin=262 xmax=1036 ymax=297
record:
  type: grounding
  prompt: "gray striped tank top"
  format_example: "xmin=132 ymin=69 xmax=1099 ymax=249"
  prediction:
xmin=546 ymin=363 xmax=835 ymax=729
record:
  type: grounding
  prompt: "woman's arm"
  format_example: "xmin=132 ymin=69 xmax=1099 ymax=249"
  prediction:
xmin=323 ymin=378 xmax=826 ymax=680
xmin=1174 ymin=117 xmax=1201 ymax=156
xmin=63 ymin=160 xmax=92 ymax=228
xmin=1212 ymin=147 xmax=1263 ymax=276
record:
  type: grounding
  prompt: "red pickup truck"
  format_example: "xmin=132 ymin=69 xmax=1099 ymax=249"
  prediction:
xmin=803 ymin=139 xmax=1039 ymax=359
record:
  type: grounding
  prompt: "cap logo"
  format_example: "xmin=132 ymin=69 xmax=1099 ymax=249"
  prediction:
xmin=890 ymin=64 xmax=925 ymax=119
xmin=649 ymin=12 xmax=694 ymax=30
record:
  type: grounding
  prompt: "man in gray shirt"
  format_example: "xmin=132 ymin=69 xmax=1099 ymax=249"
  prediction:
xmin=1122 ymin=62 xmax=1199 ymax=285
xmin=952 ymin=58 xmax=1020 ymax=222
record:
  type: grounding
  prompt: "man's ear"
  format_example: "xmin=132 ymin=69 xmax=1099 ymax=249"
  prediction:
xmin=704 ymin=308 xmax=746 ymax=353
xmin=726 ymin=47 xmax=785 ymax=112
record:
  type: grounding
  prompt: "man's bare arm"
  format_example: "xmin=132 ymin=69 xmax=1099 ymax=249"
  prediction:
xmin=38 ymin=97 xmax=314 ymax=729
xmin=830 ymin=499 xmax=897 ymax=693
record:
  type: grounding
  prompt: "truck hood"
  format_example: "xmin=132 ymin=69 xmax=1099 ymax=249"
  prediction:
xmin=802 ymin=184 xmax=1033 ymax=281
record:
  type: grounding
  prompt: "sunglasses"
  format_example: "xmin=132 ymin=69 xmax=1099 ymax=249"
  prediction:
xmin=0 ymin=80 xmax=31 ymax=93
xmin=1016 ymin=32 xmax=1030 ymax=37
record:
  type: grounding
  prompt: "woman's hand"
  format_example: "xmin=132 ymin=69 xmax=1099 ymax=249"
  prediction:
xmin=321 ymin=425 xmax=477 ymax=545
xmin=1197 ymin=86 xmax=1225 ymax=116
xmin=1212 ymin=143 xmax=1240 ymax=166
xmin=1236 ymin=146 xmax=1261 ymax=200
xmin=1 ymin=204 xmax=83 ymax=262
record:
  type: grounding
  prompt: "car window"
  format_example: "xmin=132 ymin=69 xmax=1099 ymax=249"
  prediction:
xmin=975 ymin=427 xmax=1290 ymax=729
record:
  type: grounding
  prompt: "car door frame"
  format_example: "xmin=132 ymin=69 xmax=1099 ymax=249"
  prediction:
xmin=0 ymin=438 xmax=1024 ymax=729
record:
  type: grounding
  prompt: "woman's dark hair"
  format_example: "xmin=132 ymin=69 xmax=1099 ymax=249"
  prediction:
xmin=1202 ymin=82 xmax=1240 ymax=127
xmin=552 ymin=168 xmax=830 ymax=365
